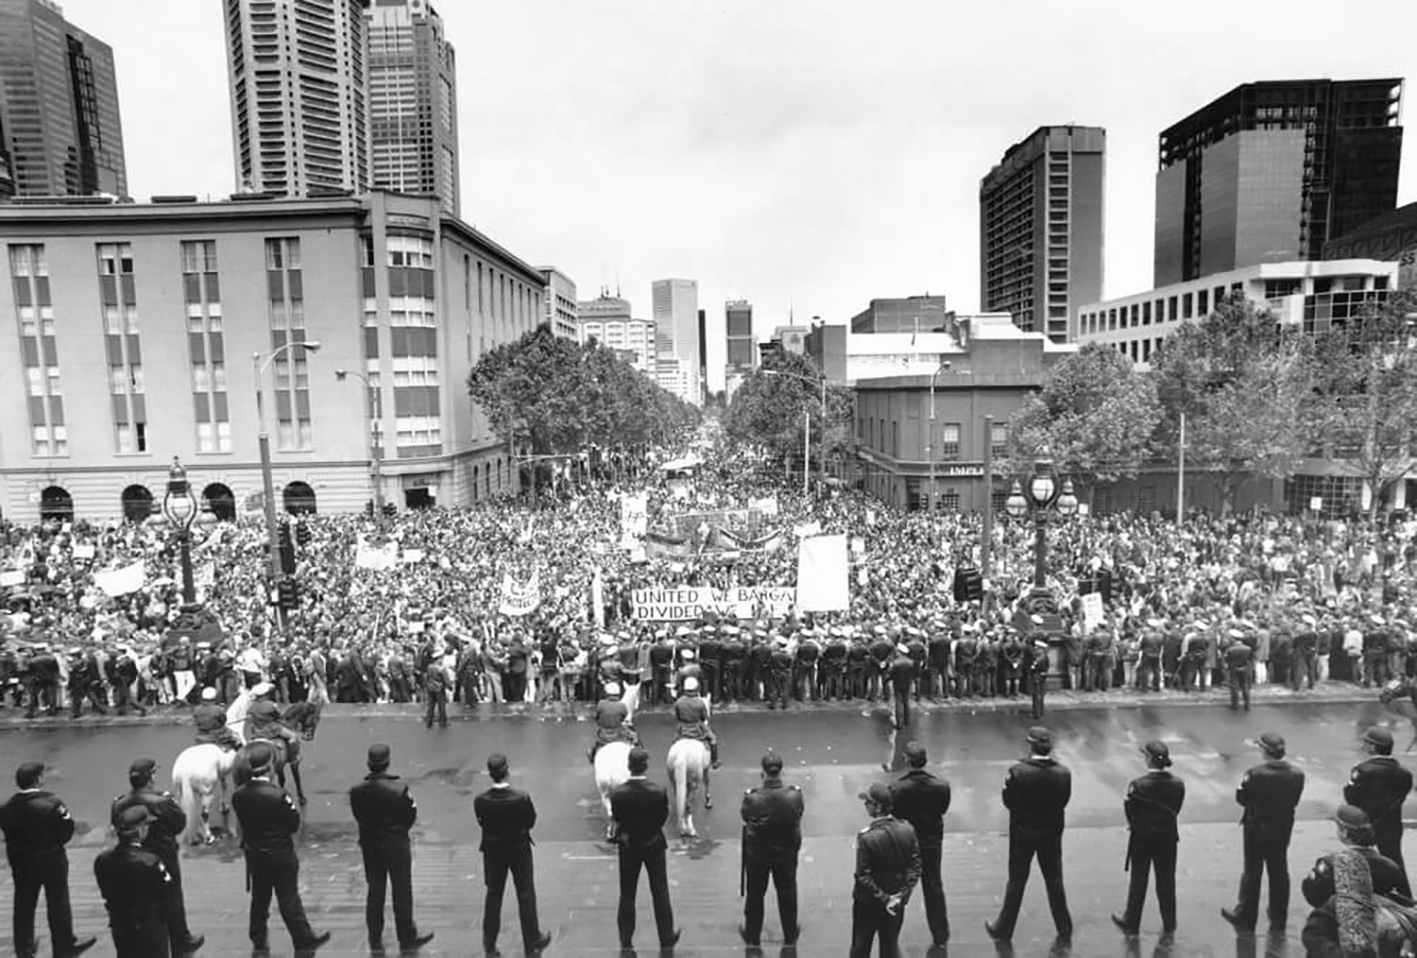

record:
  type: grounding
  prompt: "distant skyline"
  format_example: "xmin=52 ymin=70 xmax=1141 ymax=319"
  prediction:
xmin=50 ymin=0 xmax=1417 ymax=343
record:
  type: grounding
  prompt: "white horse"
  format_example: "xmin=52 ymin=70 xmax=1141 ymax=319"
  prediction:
xmin=667 ymin=737 xmax=712 ymax=838
xmin=171 ymin=744 xmax=237 ymax=845
xmin=591 ymin=681 xmax=642 ymax=839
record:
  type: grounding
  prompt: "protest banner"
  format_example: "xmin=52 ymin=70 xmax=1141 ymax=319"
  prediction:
xmin=748 ymin=496 xmax=779 ymax=516
xmin=850 ymin=536 xmax=865 ymax=556
xmin=194 ymin=562 xmax=216 ymax=590
xmin=644 ymin=531 xmax=692 ymax=559
xmin=355 ymin=536 xmax=398 ymax=571
xmin=631 ymin=585 xmax=796 ymax=622
xmin=621 ymin=492 xmax=648 ymax=538
xmin=1081 ymin=592 xmax=1105 ymax=631
xmin=499 ymin=570 xmax=541 ymax=616
xmin=95 ymin=561 xmax=146 ymax=597
xmin=796 ymin=534 xmax=848 ymax=612
xmin=0 ymin=570 xmax=24 ymax=588
xmin=793 ymin=520 xmax=822 ymax=538
xmin=72 ymin=543 xmax=96 ymax=560
xmin=401 ymin=549 xmax=425 ymax=564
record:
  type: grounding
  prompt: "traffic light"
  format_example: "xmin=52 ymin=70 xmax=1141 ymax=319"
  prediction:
xmin=382 ymin=502 xmax=397 ymax=517
xmin=277 ymin=578 xmax=299 ymax=610
xmin=953 ymin=566 xmax=983 ymax=604
xmin=277 ymin=524 xmax=296 ymax=576
xmin=295 ymin=522 xmax=312 ymax=547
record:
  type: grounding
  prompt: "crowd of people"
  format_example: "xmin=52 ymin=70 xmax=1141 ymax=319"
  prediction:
xmin=1 ymin=438 xmax=1416 ymax=721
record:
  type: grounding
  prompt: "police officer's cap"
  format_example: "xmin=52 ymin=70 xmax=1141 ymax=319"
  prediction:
xmin=129 ymin=757 xmax=159 ymax=779
xmin=1141 ymin=740 xmax=1171 ymax=767
xmin=858 ymin=782 xmax=893 ymax=809
xmin=246 ymin=743 xmax=275 ymax=772
xmin=1258 ymin=732 xmax=1286 ymax=755
xmin=366 ymin=744 xmax=391 ymax=770
xmin=1334 ymin=804 xmax=1372 ymax=831
xmin=903 ymin=741 xmax=928 ymax=767
xmin=1364 ymin=727 xmax=1395 ymax=752
xmin=200 ymin=687 xmax=218 ymax=702
xmin=683 ymin=676 xmax=699 ymax=692
xmin=760 ymin=751 xmax=783 ymax=775
xmin=15 ymin=761 xmax=45 ymax=788
xmin=603 ymin=681 xmax=621 ymax=697
xmin=1026 ymin=726 xmax=1054 ymax=752
xmin=117 ymin=805 xmax=152 ymax=830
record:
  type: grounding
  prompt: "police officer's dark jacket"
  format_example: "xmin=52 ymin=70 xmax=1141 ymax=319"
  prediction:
xmin=474 ymin=783 xmax=537 ymax=853
xmin=609 ymin=778 xmax=668 ymax=851
xmin=231 ymin=777 xmax=300 ymax=851
xmin=1124 ymin=770 xmax=1185 ymax=844
xmin=740 ymin=778 xmax=803 ymax=862
xmin=349 ymin=771 xmax=417 ymax=846
xmin=1002 ymin=757 xmax=1071 ymax=836
xmin=853 ymin=816 xmax=920 ymax=903
xmin=1236 ymin=759 xmax=1305 ymax=836
xmin=0 ymin=788 xmax=75 ymax=860
xmin=94 ymin=840 xmax=171 ymax=919
xmin=889 ymin=769 xmax=951 ymax=848
xmin=111 ymin=786 xmax=186 ymax=862
xmin=1344 ymin=756 xmax=1414 ymax=832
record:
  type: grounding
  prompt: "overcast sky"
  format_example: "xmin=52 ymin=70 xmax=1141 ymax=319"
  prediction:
xmin=63 ymin=0 xmax=1417 ymax=342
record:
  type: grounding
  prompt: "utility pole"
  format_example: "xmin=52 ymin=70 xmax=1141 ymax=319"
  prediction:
xmin=1176 ymin=410 xmax=1186 ymax=521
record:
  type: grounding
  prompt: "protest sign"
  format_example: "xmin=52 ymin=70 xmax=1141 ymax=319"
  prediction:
xmin=194 ymin=562 xmax=216 ymax=589
xmin=95 ymin=561 xmax=145 ymax=597
xmin=850 ymin=537 xmax=865 ymax=556
xmin=793 ymin=520 xmax=822 ymax=538
xmin=621 ymin=493 xmax=648 ymax=538
xmin=1081 ymin=592 xmax=1105 ymax=631
xmin=631 ymin=585 xmax=796 ymax=622
xmin=355 ymin=536 xmax=397 ymax=571
xmin=796 ymin=534 xmax=848 ymax=612
xmin=0 ymin=570 xmax=24 ymax=588
xmin=72 ymin=543 xmax=96 ymax=560
xmin=749 ymin=496 xmax=779 ymax=516
xmin=499 ymin=570 xmax=541 ymax=616
xmin=401 ymin=549 xmax=425 ymax=564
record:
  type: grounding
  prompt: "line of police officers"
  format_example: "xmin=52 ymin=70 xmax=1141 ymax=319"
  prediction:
xmin=4 ymin=720 xmax=1416 ymax=956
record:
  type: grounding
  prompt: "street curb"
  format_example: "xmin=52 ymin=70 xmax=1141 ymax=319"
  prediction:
xmin=0 ymin=683 xmax=1383 ymax=729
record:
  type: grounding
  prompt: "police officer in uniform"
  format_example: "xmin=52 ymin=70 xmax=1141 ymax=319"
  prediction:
xmin=986 ymin=726 xmax=1073 ymax=944
xmin=67 ymin=649 xmax=107 ymax=718
xmin=0 ymin=761 xmax=95 ymax=958
xmin=110 ymin=757 xmax=204 ymax=955
xmin=609 ymin=747 xmax=680 ymax=950
xmin=889 ymin=643 xmax=917 ymax=729
xmin=1027 ymin=639 xmax=1050 ymax=720
xmin=95 ymin=806 xmax=173 ymax=957
xmin=1224 ymin=732 xmax=1306 ymax=932
xmin=673 ymin=676 xmax=721 ymax=770
xmin=25 ymin=644 xmax=60 ymax=718
xmin=472 ymin=753 xmax=552 ymax=956
xmin=851 ymin=783 xmax=920 ymax=958
xmin=766 ymin=638 xmax=792 ymax=710
xmin=889 ymin=741 xmax=951 ymax=947
xmin=230 ymin=743 xmax=331 ymax=953
xmin=589 ymin=680 xmax=640 ymax=762
xmin=1225 ymin=630 xmax=1255 ymax=712
xmin=739 ymin=751 xmax=803 ymax=947
xmin=1112 ymin=740 xmax=1185 ymax=936
xmin=349 ymin=744 xmax=435 ymax=952
xmin=1343 ymin=726 xmax=1414 ymax=897
xmin=192 ymin=687 xmax=240 ymax=749
xmin=423 ymin=652 xmax=450 ymax=729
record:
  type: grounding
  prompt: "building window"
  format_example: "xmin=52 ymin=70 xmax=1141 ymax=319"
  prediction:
xmin=939 ymin=489 xmax=960 ymax=512
xmin=9 ymin=244 xmax=66 ymax=456
xmin=97 ymin=242 xmax=145 ymax=455
xmin=939 ymin=423 xmax=961 ymax=460
xmin=990 ymin=422 xmax=1008 ymax=459
xmin=182 ymin=241 xmax=231 ymax=452
xmin=1182 ymin=293 xmax=1193 ymax=319
xmin=1142 ymin=301 xmax=1151 ymax=325
xmin=1198 ymin=289 xmax=1209 ymax=315
xmin=265 ymin=238 xmax=312 ymax=450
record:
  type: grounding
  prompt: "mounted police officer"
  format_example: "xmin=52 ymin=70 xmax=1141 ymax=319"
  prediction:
xmin=111 ymin=757 xmax=203 ymax=955
xmin=192 ymin=687 xmax=240 ymax=750
xmin=589 ymin=680 xmax=640 ymax=762
xmin=95 ymin=806 xmax=173 ymax=958
xmin=673 ymin=676 xmax=721 ymax=769
xmin=739 ymin=751 xmax=803 ymax=948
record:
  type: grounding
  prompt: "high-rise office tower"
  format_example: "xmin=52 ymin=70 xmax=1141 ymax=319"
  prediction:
xmin=651 ymin=278 xmax=701 ymax=405
xmin=725 ymin=299 xmax=754 ymax=369
xmin=980 ymin=125 xmax=1105 ymax=342
xmin=223 ymin=0 xmax=371 ymax=197
xmin=1154 ymin=79 xmax=1403 ymax=286
xmin=366 ymin=0 xmax=458 ymax=214
xmin=0 ymin=0 xmax=127 ymax=197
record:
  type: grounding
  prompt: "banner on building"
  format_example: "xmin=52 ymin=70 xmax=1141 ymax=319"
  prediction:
xmin=499 ymin=570 xmax=541 ymax=617
xmin=621 ymin=493 xmax=649 ymax=539
xmin=95 ymin=561 xmax=146 ymax=597
xmin=630 ymin=585 xmax=796 ymax=622
xmin=796 ymin=534 xmax=848 ymax=612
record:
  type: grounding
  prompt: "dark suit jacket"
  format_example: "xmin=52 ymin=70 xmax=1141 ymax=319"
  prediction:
xmin=474 ymin=783 xmax=537 ymax=854
xmin=890 ymin=768 xmax=951 ymax=849
xmin=1237 ymin=759 xmax=1305 ymax=839
xmin=1002 ymin=756 xmax=1071 ymax=836
xmin=610 ymin=777 xmax=668 ymax=852
xmin=349 ymin=771 xmax=417 ymax=847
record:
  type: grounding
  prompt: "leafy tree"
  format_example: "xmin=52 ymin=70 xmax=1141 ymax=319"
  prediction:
xmin=724 ymin=351 xmax=852 ymax=474
xmin=1308 ymin=290 xmax=1417 ymax=518
xmin=1151 ymin=295 xmax=1315 ymax=512
xmin=1002 ymin=342 xmax=1161 ymax=502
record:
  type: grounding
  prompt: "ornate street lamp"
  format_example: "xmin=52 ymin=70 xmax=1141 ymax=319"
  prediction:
xmin=1005 ymin=458 xmax=1078 ymax=591
xmin=163 ymin=457 xmax=199 ymax=606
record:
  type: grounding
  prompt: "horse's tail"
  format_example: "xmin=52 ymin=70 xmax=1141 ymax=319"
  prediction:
xmin=671 ymin=746 xmax=689 ymax=827
xmin=173 ymin=766 xmax=203 ymax=844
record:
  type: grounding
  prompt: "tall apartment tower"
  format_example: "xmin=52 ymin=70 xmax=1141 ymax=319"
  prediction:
xmin=1154 ymin=79 xmax=1403 ymax=286
xmin=725 ymin=299 xmax=754 ymax=369
xmin=651 ymin=278 xmax=701 ymax=405
xmin=223 ymin=0 xmax=371 ymax=197
xmin=0 ymin=0 xmax=127 ymax=197
xmin=366 ymin=0 xmax=458 ymax=214
xmin=980 ymin=125 xmax=1105 ymax=343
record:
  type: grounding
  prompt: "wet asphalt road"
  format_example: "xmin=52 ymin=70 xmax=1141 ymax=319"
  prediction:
xmin=0 ymin=698 xmax=1412 ymax=957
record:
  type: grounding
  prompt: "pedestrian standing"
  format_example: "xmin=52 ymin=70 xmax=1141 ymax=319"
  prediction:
xmin=739 ymin=750 xmax=803 ymax=948
xmin=473 ymin=753 xmax=552 ymax=956
xmin=608 ymin=747 xmax=680 ymax=951
xmin=985 ymin=726 xmax=1073 ymax=944
xmin=1223 ymin=732 xmax=1306 ymax=933
xmin=0 ymin=761 xmax=96 ymax=958
xmin=888 ymin=741 xmax=952 ymax=947
xmin=94 ymin=806 xmax=173 ymax=957
xmin=1343 ymin=726 xmax=1414 ymax=897
xmin=110 ymin=757 xmax=204 ymax=955
xmin=1028 ymin=639 xmax=1049 ymax=720
xmin=850 ymin=782 xmax=920 ymax=958
xmin=1112 ymin=740 xmax=1185 ymax=936
xmin=424 ymin=651 xmax=449 ymax=729
xmin=1225 ymin=631 xmax=1254 ymax=712
xmin=229 ymin=743 xmax=331 ymax=953
xmin=888 ymin=644 xmax=916 ymax=728
xmin=348 ymin=744 xmax=435 ymax=953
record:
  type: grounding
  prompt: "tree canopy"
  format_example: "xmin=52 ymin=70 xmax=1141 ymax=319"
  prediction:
xmin=723 ymin=350 xmax=854 ymax=469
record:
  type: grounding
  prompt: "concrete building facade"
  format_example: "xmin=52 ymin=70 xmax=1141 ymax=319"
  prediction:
xmin=0 ymin=0 xmax=127 ymax=198
xmin=577 ymin=293 xmax=655 ymax=375
xmin=538 ymin=266 xmax=577 ymax=339
xmin=725 ymin=299 xmax=754 ymax=372
xmin=849 ymin=294 xmax=950 ymax=335
xmin=366 ymin=0 xmax=458 ymax=214
xmin=223 ymin=0 xmax=372 ymax=197
xmin=1154 ymin=79 xmax=1403 ymax=286
xmin=651 ymin=278 xmax=700 ymax=405
xmin=0 ymin=191 xmax=545 ymax=522
xmin=980 ymin=125 xmax=1105 ymax=342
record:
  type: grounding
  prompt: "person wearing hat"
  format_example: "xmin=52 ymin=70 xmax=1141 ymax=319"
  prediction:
xmin=111 ymin=644 xmax=146 ymax=717
xmin=1343 ymin=726 xmax=1414 ymax=897
xmin=986 ymin=726 xmax=1073 ymax=944
xmin=111 ymin=758 xmax=203 ymax=955
xmin=349 ymin=744 xmax=435 ymax=953
xmin=1293 ymin=615 xmax=1320 ymax=692
xmin=67 ymin=647 xmax=107 ymax=719
xmin=1300 ymin=805 xmax=1407 ymax=958
xmin=192 ymin=687 xmax=241 ymax=751
xmin=25 ymin=643 xmax=60 ymax=718
xmin=673 ymin=675 xmax=721 ymax=770
xmin=1027 ymin=639 xmax=1050 ymax=721
xmin=1302 ymin=804 xmax=1406 ymax=910
xmin=229 ymin=742 xmax=331 ymax=953
xmin=1224 ymin=630 xmax=1255 ymax=712
xmin=608 ymin=747 xmax=680 ymax=950
xmin=888 ymin=642 xmax=917 ymax=729
xmin=766 ymin=635 xmax=793 ymax=710
xmin=0 ymin=761 xmax=95 ymax=958
xmin=94 ymin=805 xmax=173 ymax=957
xmin=473 ymin=753 xmax=552 ymax=955
xmin=739 ymin=750 xmax=804 ymax=947
xmin=1112 ymin=740 xmax=1185 ymax=936
xmin=648 ymin=632 xmax=676 ymax=706
xmin=1224 ymin=732 xmax=1307 ymax=932
xmin=888 ymin=742 xmax=952 ymax=947
xmin=423 ymin=648 xmax=451 ymax=729
xmin=851 ymin=781 xmax=920 ymax=957
xmin=589 ymin=680 xmax=640 ymax=763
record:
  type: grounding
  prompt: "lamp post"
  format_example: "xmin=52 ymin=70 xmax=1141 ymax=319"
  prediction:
xmin=926 ymin=360 xmax=953 ymax=514
xmin=763 ymin=367 xmax=829 ymax=484
xmin=252 ymin=340 xmax=321 ymax=622
xmin=163 ymin=457 xmax=199 ymax=607
xmin=1004 ymin=458 xmax=1079 ymax=590
xmin=335 ymin=368 xmax=384 ymax=524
